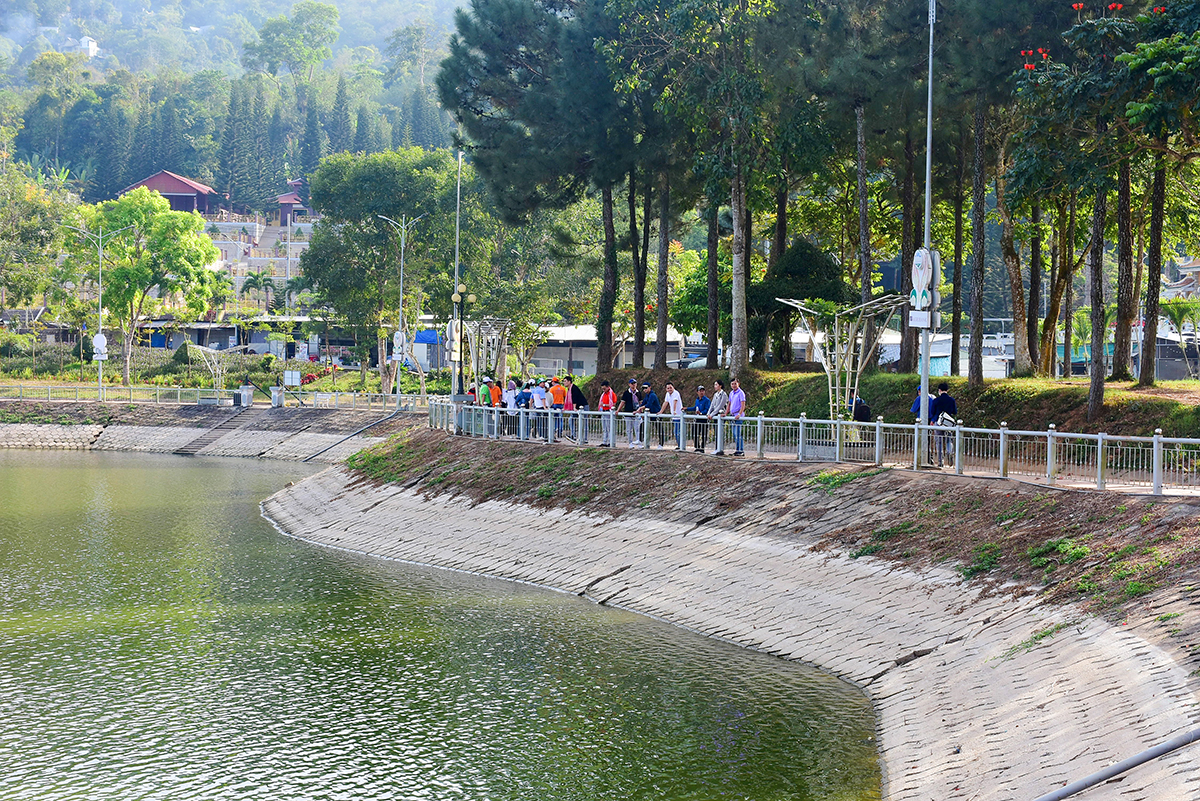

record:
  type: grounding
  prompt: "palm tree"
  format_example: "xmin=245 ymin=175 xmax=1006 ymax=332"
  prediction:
xmin=1159 ymin=298 xmax=1200 ymax=378
xmin=241 ymin=270 xmax=273 ymax=313
xmin=1072 ymin=306 xmax=1118 ymax=375
xmin=285 ymin=275 xmax=312 ymax=312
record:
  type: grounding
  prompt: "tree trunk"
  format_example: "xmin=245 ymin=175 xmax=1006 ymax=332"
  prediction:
xmin=1063 ymin=269 xmax=1074 ymax=379
xmin=597 ymin=186 xmax=619 ymax=372
xmin=968 ymin=95 xmax=986 ymax=386
xmin=898 ymin=131 xmax=917 ymax=374
xmin=654 ymin=170 xmax=670 ymax=370
xmin=1027 ymin=203 xmax=1041 ymax=370
xmin=996 ymin=143 xmax=1031 ymax=376
xmin=856 ymin=102 xmax=870 ymax=305
xmin=952 ymin=128 xmax=965 ymax=376
xmin=770 ymin=182 xmax=787 ymax=272
xmin=629 ymin=169 xmax=643 ymax=369
xmin=633 ymin=176 xmax=650 ymax=368
xmin=706 ymin=202 xmax=719 ymax=369
xmin=1087 ymin=135 xmax=1108 ymax=422
xmin=730 ymin=161 xmax=749 ymax=379
xmin=1138 ymin=160 xmax=1166 ymax=387
xmin=1111 ymin=158 xmax=1134 ymax=381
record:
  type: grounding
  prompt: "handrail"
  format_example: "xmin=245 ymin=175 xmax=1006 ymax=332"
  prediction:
xmin=1030 ymin=726 xmax=1200 ymax=801
xmin=427 ymin=400 xmax=1200 ymax=496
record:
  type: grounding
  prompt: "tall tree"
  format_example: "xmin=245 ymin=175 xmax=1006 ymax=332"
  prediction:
xmin=327 ymin=75 xmax=354 ymax=154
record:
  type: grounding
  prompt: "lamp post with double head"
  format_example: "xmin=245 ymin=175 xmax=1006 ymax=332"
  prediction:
xmin=64 ymin=223 xmax=135 ymax=399
xmin=377 ymin=213 xmax=425 ymax=405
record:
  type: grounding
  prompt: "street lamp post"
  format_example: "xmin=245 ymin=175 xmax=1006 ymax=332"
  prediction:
xmin=378 ymin=213 xmax=425 ymax=406
xmin=452 ymin=148 xmax=464 ymax=398
xmin=915 ymin=0 xmax=937 ymax=465
xmin=64 ymin=224 xmax=134 ymax=400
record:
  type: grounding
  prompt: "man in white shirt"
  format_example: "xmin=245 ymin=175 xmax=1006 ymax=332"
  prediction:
xmin=662 ymin=382 xmax=684 ymax=450
xmin=531 ymin=381 xmax=548 ymax=439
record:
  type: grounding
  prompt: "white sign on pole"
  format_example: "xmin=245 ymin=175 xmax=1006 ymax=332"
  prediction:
xmin=296 ymin=342 xmax=308 ymax=361
xmin=228 ymin=335 xmax=237 ymax=349
xmin=92 ymin=333 xmax=108 ymax=361
xmin=283 ymin=370 xmax=301 ymax=387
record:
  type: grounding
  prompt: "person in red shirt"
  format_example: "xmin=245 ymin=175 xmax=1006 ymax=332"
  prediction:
xmin=597 ymin=380 xmax=618 ymax=447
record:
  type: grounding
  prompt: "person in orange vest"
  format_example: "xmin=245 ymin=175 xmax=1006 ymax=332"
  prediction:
xmin=597 ymin=380 xmax=618 ymax=447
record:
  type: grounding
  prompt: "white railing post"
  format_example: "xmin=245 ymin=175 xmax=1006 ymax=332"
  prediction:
xmin=955 ymin=420 xmax=964 ymax=475
xmin=46 ymin=386 xmax=51 ymax=401
xmin=608 ymin=410 xmax=616 ymax=447
xmin=999 ymin=422 xmax=1009 ymax=477
xmin=75 ymin=387 xmax=80 ymax=401
xmin=756 ymin=411 xmax=765 ymax=458
xmin=716 ymin=414 xmax=725 ymax=454
xmin=913 ymin=418 xmax=921 ymax=471
xmin=836 ymin=414 xmax=844 ymax=463
xmin=494 ymin=406 xmax=501 ymax=439
xmin=1047 ymin=424 xmax=1057 ymax=484
xmin=798 ymin=413 xmax=806 ymax=461
xmin=519 ymin=408 xmax=528 ymax=440
xmin=1097 ymin=432 xmax=1107 ymax=490
xmin=875 ymin=416 xmax=884 ymax=466
xmin=1153 ymin=428 xmax=1164 ymax=495
xmin=642 ymin=410 xmax=650 ymax=450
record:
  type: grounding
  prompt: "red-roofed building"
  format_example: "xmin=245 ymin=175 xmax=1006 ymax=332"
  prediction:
xmin=121 ymin=170 xmax=218 ymax=213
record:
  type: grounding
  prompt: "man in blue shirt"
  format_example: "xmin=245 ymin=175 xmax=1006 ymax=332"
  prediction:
xmin=637 ymin=382 xmax=661 ymax=447
xmin=686 ymin=385 xmax=711 ymax=452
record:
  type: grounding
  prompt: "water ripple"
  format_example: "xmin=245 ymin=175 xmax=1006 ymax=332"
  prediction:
xmin=0 ymin=451 xmax=880 ymax=800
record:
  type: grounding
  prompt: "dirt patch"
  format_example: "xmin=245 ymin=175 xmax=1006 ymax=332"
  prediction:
xmin=348 ymin=429 xmax=1200 ymax=684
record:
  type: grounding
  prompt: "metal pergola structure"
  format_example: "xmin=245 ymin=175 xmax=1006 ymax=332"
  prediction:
xmin=187 ymin=342 xmax=254 ymax=391
xmin=464 ymin=316 xmax=510 ymax=387
xmin=777 ymin=295 xmax=907 ymax=419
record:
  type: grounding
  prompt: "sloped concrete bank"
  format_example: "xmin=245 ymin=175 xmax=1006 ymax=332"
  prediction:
xmin=263 ymin=465 xmax=1200 ymax=801
xmin=0 ymin=404 xmax=425 ymax=461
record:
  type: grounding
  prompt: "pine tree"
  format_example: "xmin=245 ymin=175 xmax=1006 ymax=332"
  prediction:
xmin=249 ymin=86 xmax=273 ymax=212
xmin=96 ymin=103 xmax=133 ymax=199
xmin=353 ymin=106 xmax=371 ymax=153
xmin=126 ymin=104 xmax=157 ymax=186
xmin=157 ymin=102 xmax=183 ymax=174
xmin=268 ymin=103 xmax=289 ymax=190
xmin=217 ymin=85 xmax=243 ymax=202
xmin=299 ymin=88 xmax=325 ymax=200
xmin=328 ymin=75 xmax=354 ymax=153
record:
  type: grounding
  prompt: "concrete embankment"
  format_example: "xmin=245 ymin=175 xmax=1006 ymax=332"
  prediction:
xmin=262 ymin=454 xmax=1200 ymax=801
xmin=0 ymin=403 xmax=419 ymax=462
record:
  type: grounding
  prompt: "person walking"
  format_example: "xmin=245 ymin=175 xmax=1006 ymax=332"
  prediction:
xmin=930 ymin=382 xmax=958 ymax=468
xmin=728 ymin=377 xmax=747 ymax=456
xmin=686 ymin=384 xmax=711 ymax=452
xmin=597 ymin=380 xmax=618 ymax=447
xmin=709 ymin=379 xmax=729 ymax=455
xmin=661 ymin=381 xmax=685 ymax=450
xmin=619 ymin=379 xmax=640 ymax=447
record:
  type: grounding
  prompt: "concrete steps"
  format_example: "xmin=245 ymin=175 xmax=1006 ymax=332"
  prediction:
xmin=173 ymin=406 xmax=264 ymax=456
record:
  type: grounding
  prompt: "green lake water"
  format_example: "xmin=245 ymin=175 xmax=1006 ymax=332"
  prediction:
xmin=0 ymin=450 xmax=881 ymax=800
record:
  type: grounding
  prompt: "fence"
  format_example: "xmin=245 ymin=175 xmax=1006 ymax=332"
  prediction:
xmin=427 ymin=400 xmax=1200 ymax=496
xmin=0 ymin=385 xmax=434 ymax=411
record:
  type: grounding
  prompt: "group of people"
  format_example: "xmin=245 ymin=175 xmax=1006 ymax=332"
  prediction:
xmin=466 ymin=374 xmax=749 ymax=456
xmin=911 ymin=382 xmax=958 ymax=468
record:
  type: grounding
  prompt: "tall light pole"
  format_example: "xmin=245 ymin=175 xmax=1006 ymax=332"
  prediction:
xmin=377 ymin=214 xmax=425 ymax=339
xmin=64 ymin=223 xmax=134 ymax=400
xmin=378 ymin=213 xmax=425 ymax=405
xmin=452 ymin=148 xmax=465 ymax=398
xmin=915 ymin=0 xmax=938 ymax=465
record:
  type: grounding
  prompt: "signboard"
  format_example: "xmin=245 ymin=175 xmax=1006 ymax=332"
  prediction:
xmin=92 ymin=333 xmax=108 ymax=361
xmin=228 ymin=335 xmax=237 ymax=349
xmin=296 ymin=342 xmax=308 ymax=361
xmin=283 ymin=370 xmax=301 ymax=387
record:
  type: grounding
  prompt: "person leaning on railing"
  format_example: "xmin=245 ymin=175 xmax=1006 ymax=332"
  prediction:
xmin=708 ymin=379 xmax=729 ymax=456
xmin=597 ymin=380 xmax=618 ymax=447
xmin=618 ymin=379 xmax=640 ymax=447
xmin=686 ymin=385 xmax=711 ymax=453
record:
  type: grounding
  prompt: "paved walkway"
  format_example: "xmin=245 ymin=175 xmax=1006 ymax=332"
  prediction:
xmin=264 ymin=467 xmax=1200 ymax=801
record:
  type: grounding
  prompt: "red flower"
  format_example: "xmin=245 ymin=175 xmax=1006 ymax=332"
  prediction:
xmin=1072 ymin=2 xmax=1084 ymax=9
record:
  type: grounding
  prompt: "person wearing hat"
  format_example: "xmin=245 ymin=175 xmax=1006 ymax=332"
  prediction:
xmin=686 ymin=384 xmax=711 ymax=452
xmin=636 ymin=381 xmax=662 ymax=447
xmin=618 ymin=379 xmax=640 ymax=447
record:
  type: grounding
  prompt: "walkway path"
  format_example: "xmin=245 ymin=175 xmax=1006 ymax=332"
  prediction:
xmin=263 ymin=467 xmax=1200 ymax=801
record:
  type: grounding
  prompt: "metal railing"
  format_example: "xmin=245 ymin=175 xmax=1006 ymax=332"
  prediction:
xmin=0 ymin=385 xmax=437 ymax=411
xmin=427 ymin=400 xmax=1200 ymax=496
